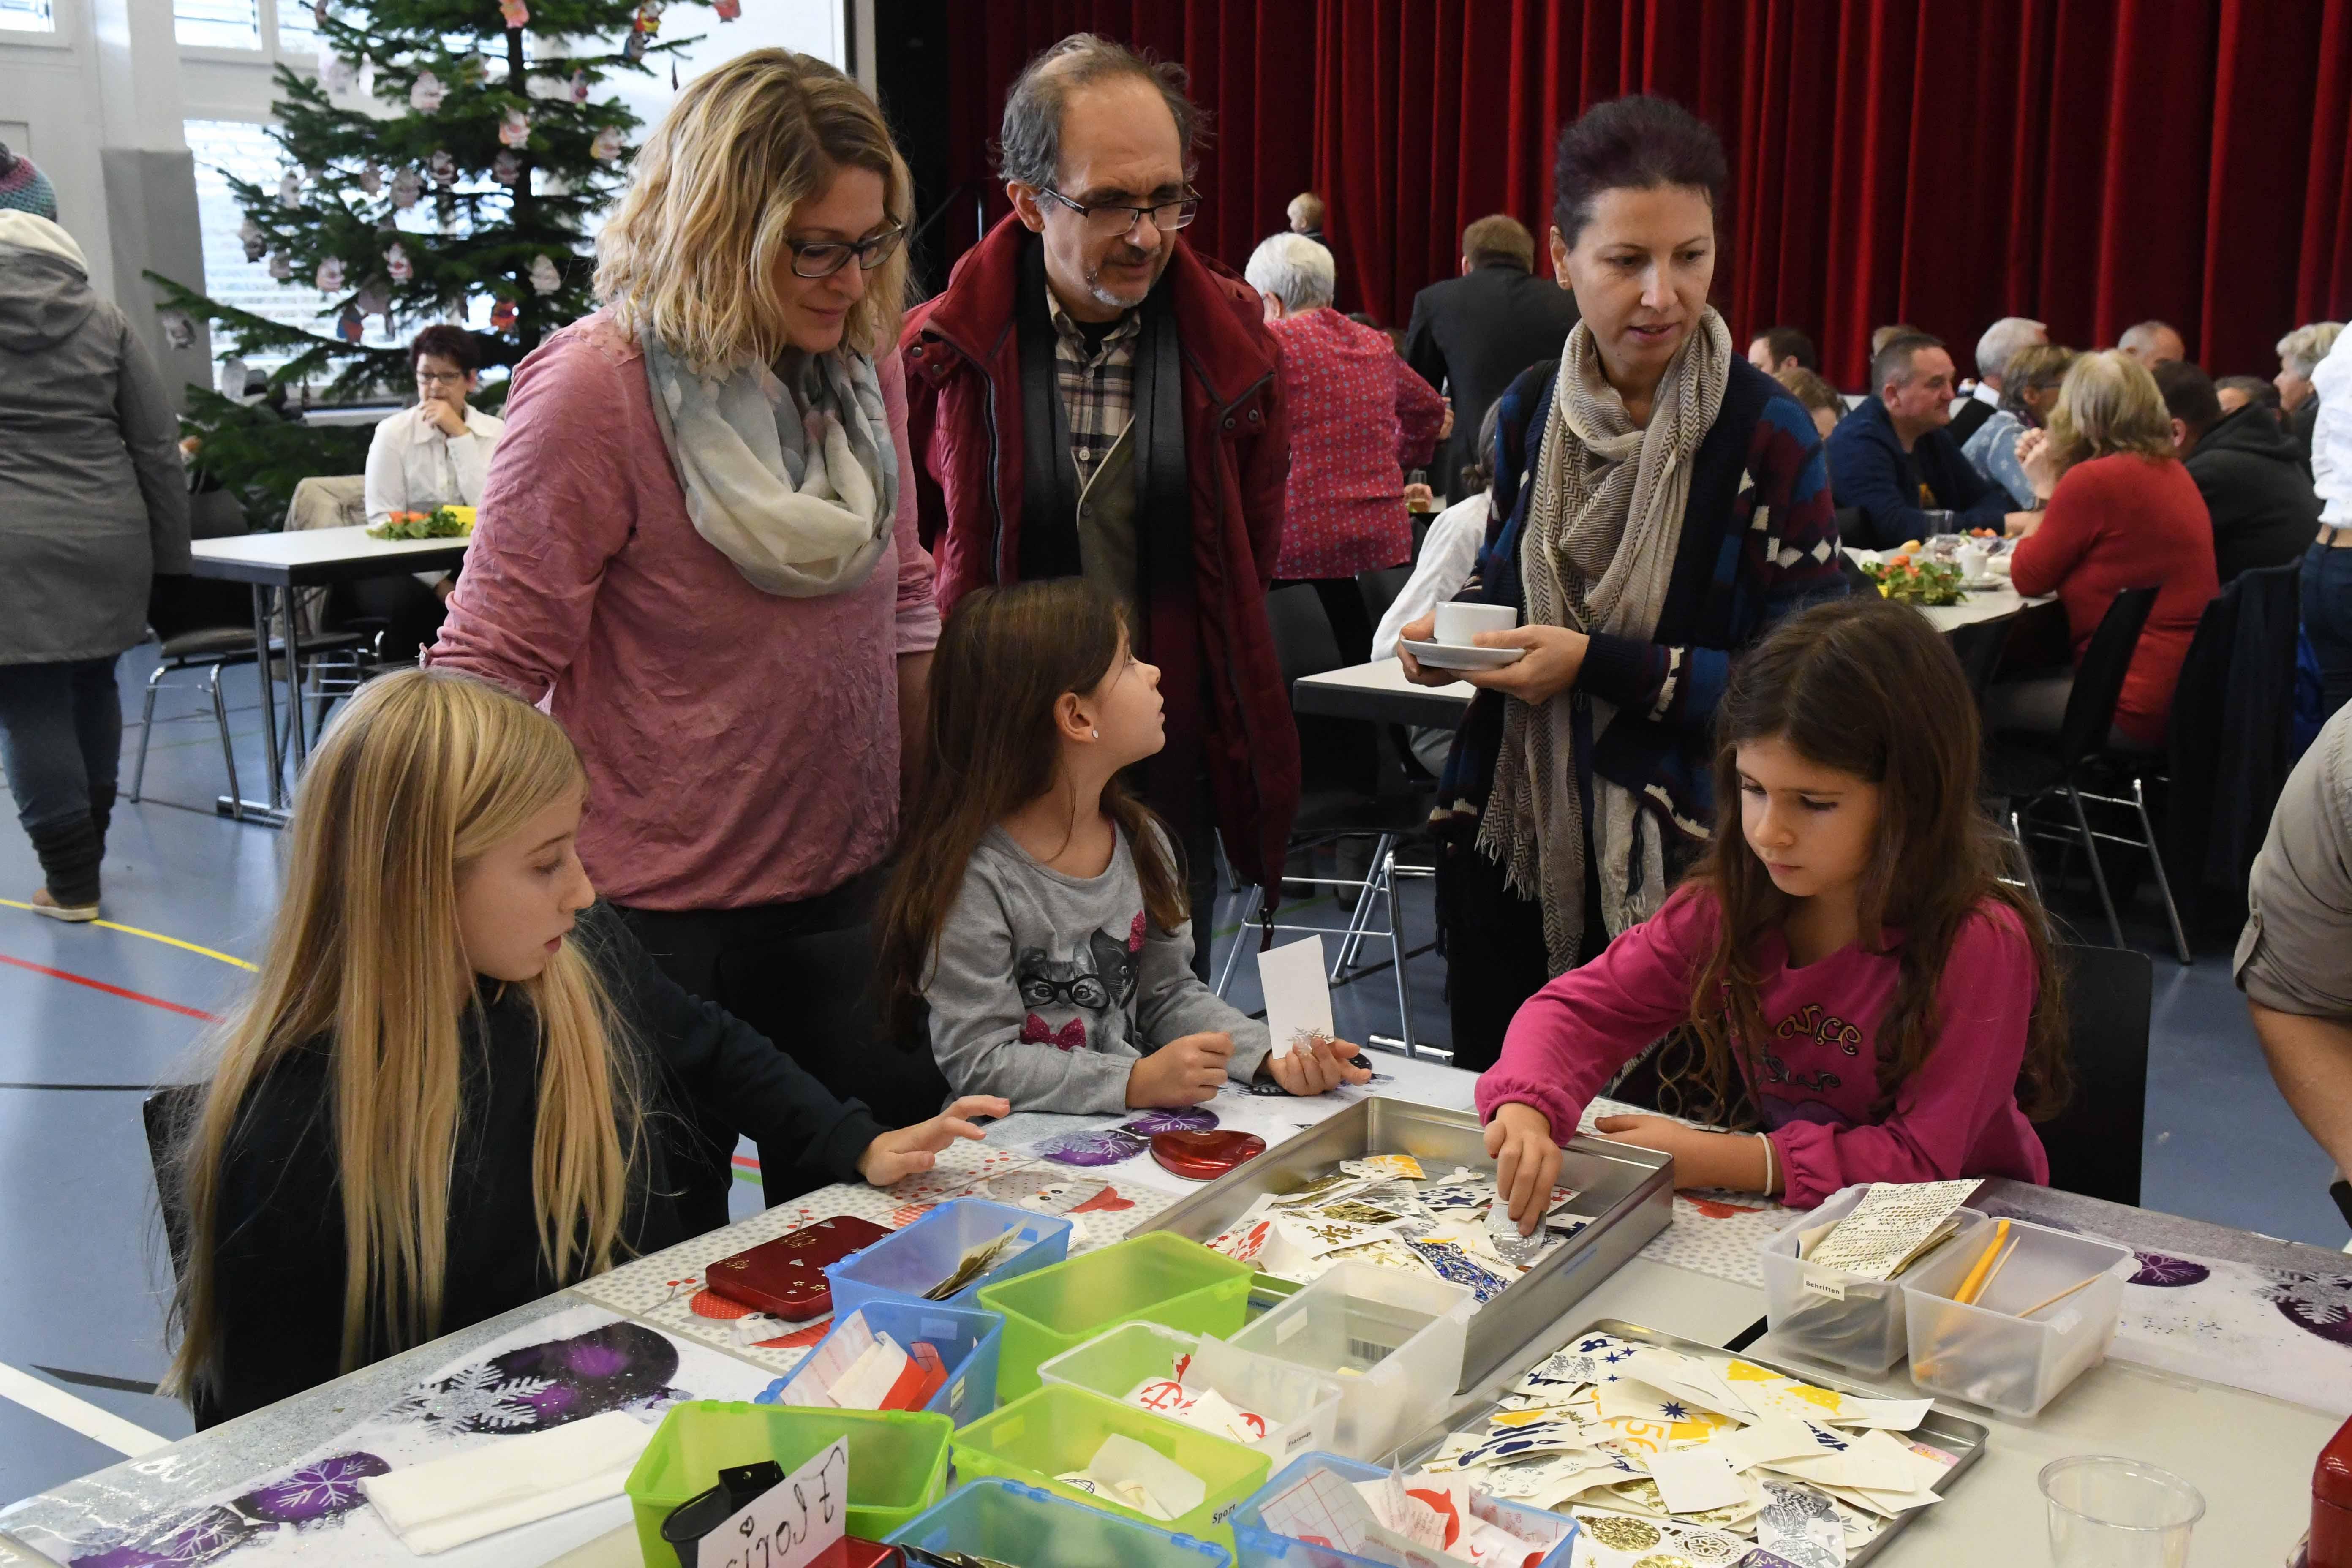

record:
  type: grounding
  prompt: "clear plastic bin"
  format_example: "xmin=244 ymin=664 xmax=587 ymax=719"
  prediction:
xmin=824 ymin=1196 xmax=1071 ymax=1318
xmin=1900 ymin=1217 xmax=2130 ymax=1418
xmin=761 ymin=1297 xmax=1002 ymax=1427
xmin=951 ymin=1384 xmax=1272 ymax=1544
xmin=978 ymin=1232 xmax=1255 ymax=1402
xmin=1228 ymin=1451 xmax=1579 ymax=1568
xmin=623 ymin=1401 xmax=950 ymax=1565
xmin=1225 ymin=1263 xmax=1474 ymax=1462
xmin=1038 ymin=1320 xmax=1345 ymax=1466
xmin=887 ymin=1477 xmax=1233 ymax=1568
xmin=1759 ymin=1186 xmax=1990 ymax=1372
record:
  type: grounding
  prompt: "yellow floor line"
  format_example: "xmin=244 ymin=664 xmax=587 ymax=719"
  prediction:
xmin=0 ymin=899 xmax=257 ymax=971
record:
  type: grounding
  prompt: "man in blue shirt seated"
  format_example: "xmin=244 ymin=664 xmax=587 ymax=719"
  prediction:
xmin=1826 ymin=332 xmax=2024 ymax=548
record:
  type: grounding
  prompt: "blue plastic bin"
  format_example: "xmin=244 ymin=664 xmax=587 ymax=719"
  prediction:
xmin=825 ymin=1198 xmax=1072 ymax=1320
xmin=887 ymin=1478 xmax=1233 ymax=1568
xmin=759 ymin=1298 xmax=1003 ymax=1428
xmin=1228 ymin=1452 xmax=1581 ymax=1568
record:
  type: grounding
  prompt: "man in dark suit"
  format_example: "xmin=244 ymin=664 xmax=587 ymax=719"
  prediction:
xmin=2156 ymin=359 xmax=2321 ymax=583
xmin=1403 ymin=214 xmax=1579 ymax=498
xmin=1824 ymin=332 xmax=2022 ymax=548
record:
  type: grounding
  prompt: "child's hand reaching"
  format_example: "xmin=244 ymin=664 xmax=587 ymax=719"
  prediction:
xmin=856 ymin=1095 xmax=1009 ymax=1186
xmin=1259 ymin=1035 xmax=1376 ymax=1097
xmin=1484 ymin=1101 xmax=1563 ymax=1236
xmin=1126 ymin=1032 xmax=1233 ymax=1107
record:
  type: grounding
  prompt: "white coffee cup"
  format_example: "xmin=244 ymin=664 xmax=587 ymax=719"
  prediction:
xmin=1434 ymin=602 xmax=1518 ymax=646
xmin=1957 ymin=544 xmax=1990 ymax=581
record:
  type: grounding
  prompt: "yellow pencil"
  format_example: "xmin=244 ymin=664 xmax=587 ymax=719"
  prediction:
xmin=1952 ymin=1219 xmax=2010 ymax=1306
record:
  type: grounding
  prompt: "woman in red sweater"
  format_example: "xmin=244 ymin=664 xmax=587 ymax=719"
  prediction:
xmin=1996 ymin=350 xmax=2218 ymax=749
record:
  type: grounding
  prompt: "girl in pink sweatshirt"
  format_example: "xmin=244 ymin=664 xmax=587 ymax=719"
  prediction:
xmin=1480 ymin=598 xmax=2073 ymax=1225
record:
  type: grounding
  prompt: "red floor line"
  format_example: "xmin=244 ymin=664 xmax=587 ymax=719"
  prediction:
xmin=0 ymin=952 xmax=218 ymax=1022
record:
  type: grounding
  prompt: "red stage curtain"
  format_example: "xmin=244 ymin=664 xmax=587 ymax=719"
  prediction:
xmin=935 ymin=0 xmax=2352 ymax=384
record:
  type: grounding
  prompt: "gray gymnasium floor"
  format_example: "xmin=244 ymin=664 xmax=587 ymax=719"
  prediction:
xmin=0 ymin=645 xmax=2336 ymax=1501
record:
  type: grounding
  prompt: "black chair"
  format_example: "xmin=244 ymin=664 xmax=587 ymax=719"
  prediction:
xmin=1356 ymin=564 xmax=1413 ymax=632
xmin=2036 ymin=944 xmax=2152 ymax=1208
xmin=1946 ymin=615 xmax=2015 ymax=710
xmin=144 ymin=1083 xmax=202 ymax=1284
xmin=1216 ymin=585 xmax=1431 ymax=1054
xmin=1984 ymin=586 xmax=2165 ymax=953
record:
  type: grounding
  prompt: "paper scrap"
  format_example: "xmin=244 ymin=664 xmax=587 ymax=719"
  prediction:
xmin=1756 ymin=1480 xmax=1844 ymax=1568
xmin=1807 ymin=1180 xmax=1982 ymax=1280
xmin=1645 ymin=1449 xmax=1748 ymax=1516
xmin=1074 ymin=1433 xmax=1205 ymax=1522
xmin=924 ymin=1226 xmax=1027 ymax=1300
xmin=1260 ymin=936 xmax=1337 ymax=1059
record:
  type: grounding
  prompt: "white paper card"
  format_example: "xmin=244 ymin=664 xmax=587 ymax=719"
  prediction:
xmin=1645 ymin=1448 xmax=1748 ymax=1515
xmin=1084 ymin=1433 xmax=1206 ymax=1522
xmin=1260 ymin=936 xmax=1336 ymax=1059
xmin=1828 ymin=1396 xmax=1933 ymax=1431
xmin=707 ymin=1436 xmax=846 ymax=1568
xmin=1709 ymin=1414 xmax=1824 ymax=1472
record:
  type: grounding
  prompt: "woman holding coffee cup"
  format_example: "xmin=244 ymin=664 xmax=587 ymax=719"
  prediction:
xmin=1395 ymin=96 xmax=1846 ymax=1069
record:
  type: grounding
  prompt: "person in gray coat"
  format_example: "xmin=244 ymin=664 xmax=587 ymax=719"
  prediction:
xmin=0 ymin=179 xmax=190 ymax=920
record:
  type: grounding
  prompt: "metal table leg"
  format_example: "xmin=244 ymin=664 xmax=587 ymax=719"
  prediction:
xmin=217 ymin=583 xmax=291 ymax=827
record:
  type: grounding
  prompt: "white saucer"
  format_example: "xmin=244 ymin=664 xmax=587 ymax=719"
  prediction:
xmin=1960 ymin=577 xmax=2005 ymax=593
xmin=1402 ymin=638 xmax=1527 ymax=671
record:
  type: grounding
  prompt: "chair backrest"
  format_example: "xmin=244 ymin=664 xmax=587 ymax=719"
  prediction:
xmin=1266 ymin=582 xmax=1346 ymax=686
xmin=1265 ymin=583 xmax=1377 ymax=797
xmin=2036 ymin=943 xmax=2152 ymax=1207
xmin=283 ymin=475 xmax=369 ymax=632
xmin=2055 ymin=585 xmax=2158 ymax=765
xmin=1357 ymin=565 xmax=1413 ymax=634
xmin=1836 ymin=549 xmax=1878 ymax=599
xmin=1946 ymin=615 xmax=2014 ymax=706
xmin=144 ymin=1083 xmax=204 ymax=1284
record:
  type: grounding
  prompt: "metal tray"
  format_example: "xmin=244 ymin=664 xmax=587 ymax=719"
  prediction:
xmin=1138 ymin=1095 xmax=1674 ymax=1392
xmin=1406 ymin=1316 xmax=1990 ymax=1565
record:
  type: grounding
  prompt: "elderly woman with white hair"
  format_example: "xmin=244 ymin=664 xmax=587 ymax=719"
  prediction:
xmin=1245 ymin=230 xmax=1446 ymax=659
xmin=2279 ymin=321 xmax=2345 ymax=478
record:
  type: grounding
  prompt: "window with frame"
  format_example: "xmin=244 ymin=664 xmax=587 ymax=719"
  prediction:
xmin=0 ymin=0 xmax=55 ymax=34
xmin=176 ymin=0 xmax=260 ymax=50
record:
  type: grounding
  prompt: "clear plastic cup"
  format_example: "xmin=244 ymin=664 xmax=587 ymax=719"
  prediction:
xmin=2040 ymin=1456 xmax=2204 ymax=1567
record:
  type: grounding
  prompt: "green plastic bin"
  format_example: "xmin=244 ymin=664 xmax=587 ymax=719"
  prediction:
xmin=951 ymin=1384 xmax=1271 ymax=1547
xmin=977 ymin=1232 xmax=1253 ymax=1401
xmin=623 ymin=1401 xmax=950 ymax=1566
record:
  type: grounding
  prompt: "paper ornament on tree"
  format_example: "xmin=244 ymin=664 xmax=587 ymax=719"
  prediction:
xmin=622 ymin=27 xmax=648 ymax=61
xmin=492 ymin=150 xmax=521 ymax=186
xmin=385 ymin=242 xmax=412 ymax=282
xmin=319 ymin=49 xmax=357 ymax=93
xmin=358 ymin=164 xmax=382 ymax=196
xmin=714 ymin=0 xmax=738 ymax=17
xmin=158 ymin=310 xmax=196 ymax=351
xmin=315 ymin=256 xmax=346 ymax=292
xmin=312 ymin=0 xmax=328 ymax=24
xmin=569 ymin=68 xmax=589 ymax=103
xmin=490 ymin=298 xmax=518 ymax=332
xmin=219 ymin=356 xmax=249 ymax=399
xmin=529 ymin=253 xmax=562 ymax=294
xmin=428 ymin=149 xmax=457 ymax=186
xmin=354 ymin=279 xmax=391 ymax=317
xmin=499 ymin=0 xmax=528 ymax=24
xmin=335 ymin=305 xmax=365 ymax=343
xmin=437 ymin=193 xmax=460 ymax=232
xmin=238 ymin=218 xmax=265 ymax=262
xmin=591 ymin=126 xmax=624 ymax=161
xmin=499 ymin=108 xmax=530 ymax=147
xmin=410 ymin=71 xmax=445 ymax=112
xmin=391 ymin=167 xmax=423 ymax=208
xmin=268 ymin=253 xmax=292 ymax=280
xmin=277 ymin=169 xmax=303 ymax=205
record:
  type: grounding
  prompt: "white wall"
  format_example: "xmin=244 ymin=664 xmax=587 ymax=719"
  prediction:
xmin=0 ymin=0 xmax=119 ymax=296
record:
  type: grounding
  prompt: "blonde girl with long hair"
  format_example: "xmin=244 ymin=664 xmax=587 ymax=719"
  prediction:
xmin=427 ymin=49 xmax=946 ymax=1229
xmin=1995 ymin=351 xmax=2220 ymax=749
xmin=165 ymin=670 xmax=1002 ymax=1427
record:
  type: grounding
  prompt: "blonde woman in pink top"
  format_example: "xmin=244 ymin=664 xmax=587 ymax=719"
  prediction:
xmin=429 ymin=52 xmax=938 ymax=1223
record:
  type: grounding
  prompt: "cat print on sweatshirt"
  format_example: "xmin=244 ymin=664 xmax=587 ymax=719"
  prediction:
xmin=1013 ymin=913 xmax=1146 ymax=1051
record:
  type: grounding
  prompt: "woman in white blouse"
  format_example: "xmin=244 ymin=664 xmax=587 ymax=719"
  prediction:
xmin=357 ymin=325 xmax=504 ymax=656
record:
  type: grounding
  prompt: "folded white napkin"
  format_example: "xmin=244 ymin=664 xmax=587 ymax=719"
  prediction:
xmin=360 ymin=1410 xmax=653 ymax=1555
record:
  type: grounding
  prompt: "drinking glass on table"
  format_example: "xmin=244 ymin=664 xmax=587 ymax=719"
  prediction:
xmin=2040 ymin=1456 xmax=2203 ymax=1567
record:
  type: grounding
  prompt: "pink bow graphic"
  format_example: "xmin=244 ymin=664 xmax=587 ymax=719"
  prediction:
xmin=1020 ymin=1013 xmax=1086 ymax=1051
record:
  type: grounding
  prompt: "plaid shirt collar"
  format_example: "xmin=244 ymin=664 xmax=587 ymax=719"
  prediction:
xmin=1045 ymin=275 xmax=1141 ymax=488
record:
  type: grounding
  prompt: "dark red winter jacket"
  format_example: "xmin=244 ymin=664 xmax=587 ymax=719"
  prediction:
xmin=899 ymin=216 xmax=1300 ymax=892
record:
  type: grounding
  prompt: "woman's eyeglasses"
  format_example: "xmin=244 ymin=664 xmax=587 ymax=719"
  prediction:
xmin=1036 ymin=186 xmax=1200 ymax=239
xmin=784 ymin=226 xmax=906 ymax=279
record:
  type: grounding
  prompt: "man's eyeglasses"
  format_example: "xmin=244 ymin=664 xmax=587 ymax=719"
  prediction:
xmin=1035 ymin=186 xmax=1199 ymax=239
xmin=784 ymin=226 xmax=906 ymax=279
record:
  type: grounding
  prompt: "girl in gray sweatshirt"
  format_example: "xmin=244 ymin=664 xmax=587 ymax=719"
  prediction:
xmin=877 ymin=580 xmax=1370 ymax=1115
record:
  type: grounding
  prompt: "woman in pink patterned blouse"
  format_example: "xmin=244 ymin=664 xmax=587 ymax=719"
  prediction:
xmin=1247 ymin=232 xmax=1448 ymax=660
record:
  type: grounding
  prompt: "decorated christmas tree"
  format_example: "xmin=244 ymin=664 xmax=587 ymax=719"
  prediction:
xmin=152 ymin=0 xmax=725 ymax=513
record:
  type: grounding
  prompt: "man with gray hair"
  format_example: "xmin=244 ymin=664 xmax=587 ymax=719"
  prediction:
xmin=901 ymin=33 xmax=1298 ymax=974
xmin=1949 ymin=315 xmax=2046 ymax=446
xmin=2118 ymin=318 xmax=2187 ymax=367
xmin=1246 ymin=231 xmax=1445 ymax=660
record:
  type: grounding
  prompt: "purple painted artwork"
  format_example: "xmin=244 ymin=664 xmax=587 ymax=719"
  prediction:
xmin=1034 ymin=1128 xmax=1146 ymax=1168
xmin=70 ymin=1505 xmax=265 ymax=1566
xmin=235 ymin=1451 xmax=390 ymax=1524
xmin=2129 ymin=1252 xmax=2210 ymax=1289
xmin=387 ymin=1319 xmax=683 ymax=1432
xmin=1116 ymin=1108 xmax=1218 ymax=1138
xmin=2260 ymin=1271 xmax=2352 ymax=1346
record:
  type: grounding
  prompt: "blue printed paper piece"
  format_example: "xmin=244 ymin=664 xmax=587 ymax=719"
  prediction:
xmin=1402 ymin=1239 xmax=1512 ymax=1303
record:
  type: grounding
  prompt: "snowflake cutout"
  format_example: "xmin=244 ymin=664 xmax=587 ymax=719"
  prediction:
xmin=388 ymin=1360 xmax=556 ymax=1432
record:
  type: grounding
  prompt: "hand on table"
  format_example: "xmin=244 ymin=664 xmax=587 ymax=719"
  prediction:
xmin=1484 ymin=1101 xmax=1564 ymax=1236
xmin=1127 ymin=1032 xmax=1233 ymax=1107
xmin=1259 ymin=1035 xmax=1376 ymax=1096
xmin=1592 ymin=1114 xmax=1776 ymax=1194
xmin=856 ymin=1094 xmax=1008 ymax=1185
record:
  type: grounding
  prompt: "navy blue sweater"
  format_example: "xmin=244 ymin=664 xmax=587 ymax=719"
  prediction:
xmin=1824 ymin=395 xmax=2011 ymax=547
